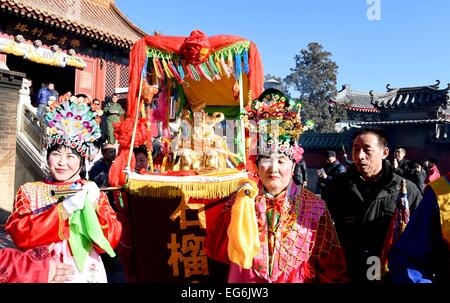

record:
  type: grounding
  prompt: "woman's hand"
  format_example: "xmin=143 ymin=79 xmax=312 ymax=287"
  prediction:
xmin=62 ymin=182 xmax=100 ymax=215
xmin=83 ymin=181 xmax=100 ymax=208
xmin=62 ymin=188 xmax=86 ymax=215
xmin=48 ymin=261 xmax=75 ymax=283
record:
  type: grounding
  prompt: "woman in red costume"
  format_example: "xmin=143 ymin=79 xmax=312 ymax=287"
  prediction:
xmin=207 ymin=89 xmax=348 ymax=283
xmin=5 ymin=96 xmax=122 ymax=283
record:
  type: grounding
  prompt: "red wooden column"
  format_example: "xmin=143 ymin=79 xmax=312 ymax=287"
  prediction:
xmin=95 ymin=58 xmax=106 ymax=101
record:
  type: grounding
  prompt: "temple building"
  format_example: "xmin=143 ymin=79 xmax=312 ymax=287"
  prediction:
xmin=0 ymin=0 xmax=146 ymax=214
xmin=0 ymin=0 xmax=147 ymax=99
xmin=301 ymin=81 xmax=450 ymax=192
xmin=331 ymin=84 xmax=380 ymax=131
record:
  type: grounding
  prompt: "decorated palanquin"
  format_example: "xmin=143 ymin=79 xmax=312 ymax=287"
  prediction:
xmin=108 ymin=30 xmax=264 ymax=282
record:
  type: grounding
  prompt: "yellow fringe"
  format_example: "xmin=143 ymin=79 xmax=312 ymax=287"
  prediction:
xmin=128 ymin=175 xmax=245 ymax=199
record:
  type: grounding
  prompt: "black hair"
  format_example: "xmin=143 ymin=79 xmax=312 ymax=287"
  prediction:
xmin=133 ymin=145 xmax=149 ymax=159
xmin=352 ymin=127 xmax=388 ymax=148
xmin=411 ymin=161 xmax=421 ymax=170
xmin=47 ymin=144 xmax=86 ymax=180
xmin=92 ymin=139 xmax=102 ymax=150
xmin=427 ymin=158 xmax=439 ymax=165
xmin=324 ymin=150 xmax=336 ymax=159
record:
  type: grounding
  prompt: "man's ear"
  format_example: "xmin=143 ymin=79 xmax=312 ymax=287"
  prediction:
xmin=381 ymin=146 xmax=389 ymax=159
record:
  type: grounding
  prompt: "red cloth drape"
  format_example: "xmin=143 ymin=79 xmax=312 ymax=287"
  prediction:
xmin=127 ymin=33 xmax=264 ymax=119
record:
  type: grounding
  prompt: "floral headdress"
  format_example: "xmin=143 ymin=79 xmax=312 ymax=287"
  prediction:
xmin=243 ymin=88 xmax=305 ymax=163
xmin=44 ymin=94 xmax=102 ymax=157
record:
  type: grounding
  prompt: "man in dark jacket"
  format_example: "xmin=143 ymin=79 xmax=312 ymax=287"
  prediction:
xmin=322 ymin=128 xmax=422 ymax=282
xmin=293 ymin=158 xmax=308 ymax=187
xmin=409 ymin=161 xmax=427 ymax=194
xmin=36 ymin=82 xmax=51 ymax=124
xmin=392 ymin=147 xmax=413 ymax=179
xmin=316 ymin=150 xmax=346 ymax=193
xmin=89 ymin=143 xmax=116 ymax=188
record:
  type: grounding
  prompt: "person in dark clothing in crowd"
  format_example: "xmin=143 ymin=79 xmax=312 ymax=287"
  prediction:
xmin=47 ymin=82 xmax=59 ymax=101
xmin=409 ymin=161 xmax=427 ymax=194
xmin=293 ymin=158 xmax=308 ymax=187
xmin=322 ymin=127 xmax=422 ymax=283
xmin=88 ymin=142 xmax=126 ymax=282
xmin=392 ymin=147 xmax=413 ymax=179
xmin=36 ymin=82 xmax=50 ymax=124
xmin=342 ymin=152 xmax=353 ymax=167
xmin=36 ymin=82 xmax=59 ymax=125
xmin=316 ymin=150 xmax=346 ymax=193
xmin=89 ymin=143 xmax=116 ymax=189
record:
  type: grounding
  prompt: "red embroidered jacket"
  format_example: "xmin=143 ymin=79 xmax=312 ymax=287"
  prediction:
xmin=5 ymin=179 xmax=121 ymax=253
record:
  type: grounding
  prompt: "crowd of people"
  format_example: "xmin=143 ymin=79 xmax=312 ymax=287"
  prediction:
xmin=0 ymin=87 xmax=448 ymax=284
xmin=32 ymin=82 xmax=127 ymax=146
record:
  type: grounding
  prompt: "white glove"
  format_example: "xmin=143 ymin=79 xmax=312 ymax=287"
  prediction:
xmin=62 ymin=182 xmax=100 ymax=215
xmin=83 ymin=181 xmax=101 ymax=208
xmin=62 ymin=188 xmax=87 ymax=215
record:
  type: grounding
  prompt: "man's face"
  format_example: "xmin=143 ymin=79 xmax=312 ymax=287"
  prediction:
xmin=394 ymin=149 xmax=405 ymax=161
xmin=48 ymin=83 xmax=54 ymax=90
xmin=102 ymin=145 xmax=116 ymax=162
xmin=352 ymin=133 xmax=389 ymax=180
xmin=89 ymin=145 xmax=100 ymax=161
xmin=112 ymin=96 xmax=119 ymax=103
xmin=326 ymin=156 xmax=336 ymax=164
xmin=91 ymin=100 xmax=101 ymax=111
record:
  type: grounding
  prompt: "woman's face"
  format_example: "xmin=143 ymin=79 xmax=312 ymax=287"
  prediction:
xmin=135 ymin=152 xmax=149 ymax=172
xmin=257 ymin=153 xmax=294 ymax=196
xmin=48 ymin=146 xmax=81 ymax=182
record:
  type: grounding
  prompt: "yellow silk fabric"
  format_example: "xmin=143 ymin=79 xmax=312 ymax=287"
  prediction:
xmin=430 ymin=177 xmax=450 ymax=248
xmin=181 ymin=74 xmax=250 ymax=110
xmin=227 ymin=179 xmax=260 ymax=269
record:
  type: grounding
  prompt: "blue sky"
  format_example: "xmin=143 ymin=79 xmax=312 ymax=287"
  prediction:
xmin=116 ymin=0 xmax=450 ymax=96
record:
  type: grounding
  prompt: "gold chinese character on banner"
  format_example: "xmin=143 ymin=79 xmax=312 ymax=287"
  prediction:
xmin=167 ymin=234 xmax=183 ymax=276
xmin=167 ymin=233 xmax=209 ymax=278
xmin=14 ymin=23 xmax=29 ymax=32
xmin=170 ymin=198 xmax=206 ymax=230
xmin=181 ymin=234 xmax=209 ymax=277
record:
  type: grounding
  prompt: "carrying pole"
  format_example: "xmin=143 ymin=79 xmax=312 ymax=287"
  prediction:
xmin=126 ymin=73 xmax=145 ymax=173
xmin=239 ymin=73 xmax=246 ymax=168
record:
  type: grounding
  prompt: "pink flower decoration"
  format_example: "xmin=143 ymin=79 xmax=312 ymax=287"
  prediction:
xmin=66 ymin=112 xmax=74 ymax=118
xmin=292 ymin=145 xmax=304 ymax=163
